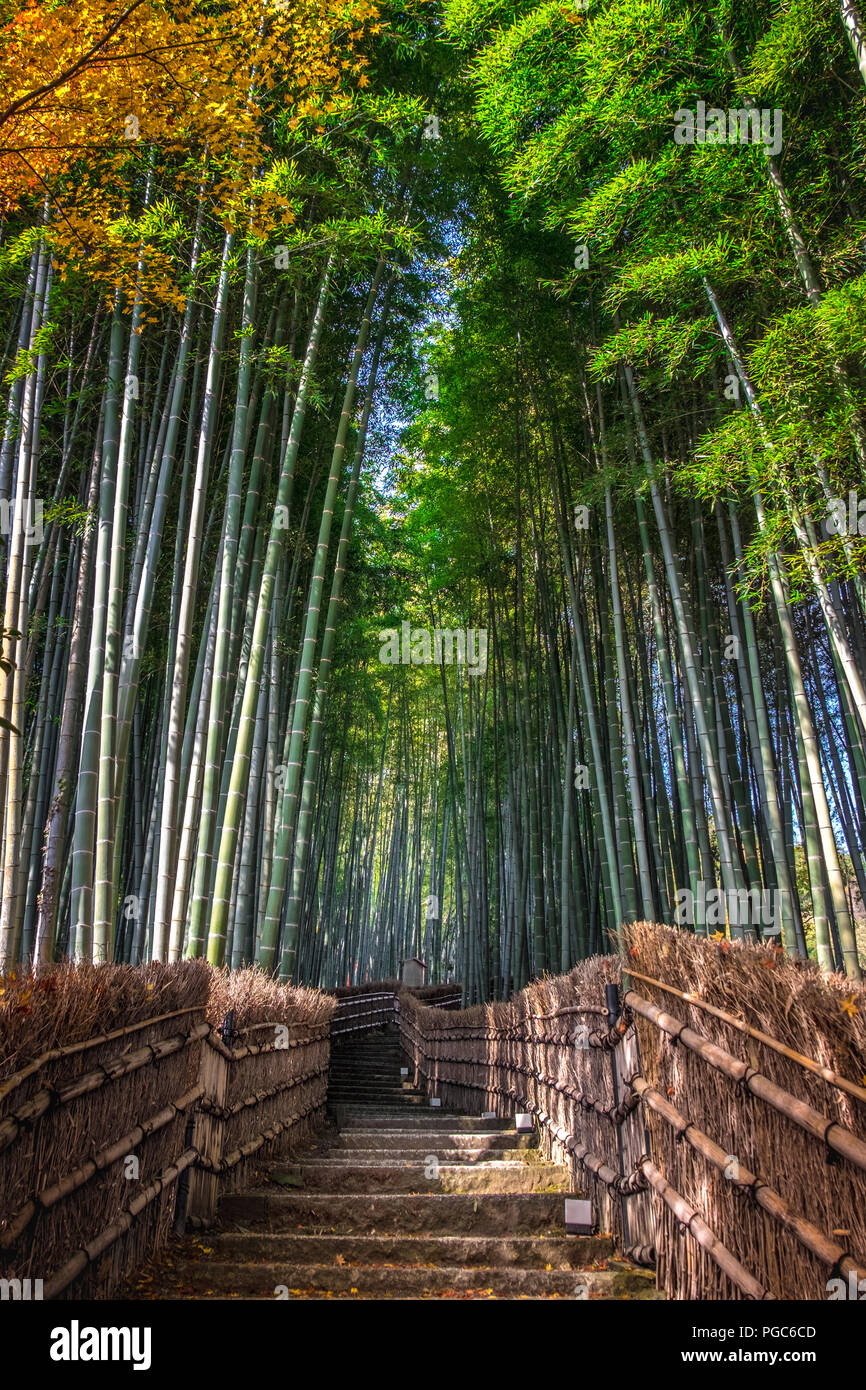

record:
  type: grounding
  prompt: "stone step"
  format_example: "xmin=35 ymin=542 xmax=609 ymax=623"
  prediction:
xmin=332 ymin=1134 xmax=536 ymax=1156
xmin=329 ymin=1062 xmax=407 ymax=1071
xmin=220 ymin=1190 xmax=571 ymax=1233
xmin=328 ymin=1077 xmax=411 ymax=1087
xmin=327 ymin=1103 xmax=429 ymax=1112
xmin=332 ymin=1104 xmax=460 ymax=1115
xmin=329 ymin=1064 xmax=407 ymax=1072
xmin=329 ymin=1096 xmax=431 ymax=1105
xmin=334 ymin=1131 xmax=532 ymax=1151
xmin=333 ymin=1050 xmax=408 ymax=1059
xmin=330 ymin=1059 xmax=405 ymax=1066
xmin=327 ymin=1084 xmax=423 ymax=1095
xmin=330 ymin=1050 xmax=405 ymax=1058
xmin=328 ymin=1099 xmax=431 ymax=1107
xmin=338 ymin=1114 xmax=509 ymax=1129
xmin=330 ymin=1057 xmax=405 ymax=1065
xmin=276 ymin=1160 xmax=568 ymax=1194
xmin=195 ymin=1230 xmax=616 ymax=1269
xmin=308 ymin=1147 xmax=539 ymax=1164
xmin=329 ymin=1135 xmax=519 ymax=1148
xmin=159 ymin=1259 xmax=645 ymax=1299
xmin=328 ymin=1069 xmax=408 ymax=1077
xmin=327 ymin=1082 xmax=419 ymax=1090
xmin=329 ymin=1066 xmax=406 ymax=1074
xmin=330 ymin=1051 xmax=404 ymax=1061
xmin=327 ymin=1091 xmax=425 ymax=1102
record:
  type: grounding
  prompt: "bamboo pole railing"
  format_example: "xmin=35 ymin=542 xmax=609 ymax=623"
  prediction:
xmin=42 ymin=1149 xmax=201 ymax=1300
xmin=0 ymin=1005 xmax=206 ymax=1104
xmin=626 ymin=991 xmax=866 ymax=1172
xmin=1 ymin=977 xmax=334 ymax=1298
xmin=394 ymin=943 xmax=866 ymax=1302
xmin=0 ymin=1084 xmax=203 ymax=1249
xmin=632 ymin=1076 xmax=866 ymax=1287
xmin=627 ymin=969 xmax=866 ymax=1105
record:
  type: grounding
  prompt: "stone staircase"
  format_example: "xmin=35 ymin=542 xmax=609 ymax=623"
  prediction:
xmin=128 ymin=1026 xmax=658 ymax=1300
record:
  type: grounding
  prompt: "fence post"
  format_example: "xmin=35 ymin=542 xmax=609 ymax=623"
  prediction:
xmin=184 ymin=1027 xmax=229 ymax=1226
xmin=607 ymin=983 xmax=657 ymax=1261
xmin=605 ymin=982 xmax=632 ymax=1250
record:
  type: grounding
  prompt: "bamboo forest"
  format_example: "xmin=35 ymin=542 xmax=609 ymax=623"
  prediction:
xmin=4 ymin=0 xmax=866 ymax=998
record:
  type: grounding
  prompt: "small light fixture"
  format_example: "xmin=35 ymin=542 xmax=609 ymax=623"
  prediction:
xmin=515 ymin=1113 xmax=533 ymax=1132
xmin=564 ymin=1198 xmax=594 ymax=1236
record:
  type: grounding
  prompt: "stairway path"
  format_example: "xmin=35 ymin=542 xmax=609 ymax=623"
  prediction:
xmin=123 ymin=1025 xmax=659 ymax=1300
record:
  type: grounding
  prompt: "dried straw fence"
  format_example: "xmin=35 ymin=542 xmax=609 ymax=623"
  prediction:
xmin=397 ymin=924 xmax=866 ymax=1301
xmin=6 ymin=929 xmax=863 ymax=1302
xmin=0 ymin=962 xmax=334 ymax=1299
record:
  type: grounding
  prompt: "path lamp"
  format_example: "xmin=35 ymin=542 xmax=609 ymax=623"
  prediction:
xmin=564 ymin=1198 xmax=595 ymax=1236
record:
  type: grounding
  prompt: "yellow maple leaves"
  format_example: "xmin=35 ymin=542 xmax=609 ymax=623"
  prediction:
xmin=1 ymin=0 xmax=381 ymax=302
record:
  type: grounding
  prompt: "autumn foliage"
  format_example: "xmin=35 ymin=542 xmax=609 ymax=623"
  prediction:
xmin=0 ymin=0 xmax=380 ymax=293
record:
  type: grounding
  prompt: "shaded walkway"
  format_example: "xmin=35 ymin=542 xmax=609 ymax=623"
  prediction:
xmin=122 ymin=1025 xmax=657 ymax=1300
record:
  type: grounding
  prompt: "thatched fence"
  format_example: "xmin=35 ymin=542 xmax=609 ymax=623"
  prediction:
xmin=625 ymin=923 xmax=866 ymax=1300
xmin=397 ymin=924 xmax=866 ymax=1302
xmin=397 ymin=952 xmax=656 ymax=1265
xmin=0 ymin=962 xmax=333 ymax=1299
xmin=5 ymin=929 xmax=864 ymax=1302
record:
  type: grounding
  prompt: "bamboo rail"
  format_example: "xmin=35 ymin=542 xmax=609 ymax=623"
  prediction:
xmin=626 ymin=991 xmax=866 ymax=1172
xmin=640 ymin=1159 xmax=773 ymax=1300
xmin=627 ymin=969 xmax=866 ymax=1105
xmin=632 ymin=1076 xmax=866 ymax=1286
xmin=197 ymin=1066 xmax=325 ymax=1121
xmin=0 ymin=1006 xmax=206 ymax=1104
xmin=197 ymin=1098 xmax=327 ymax=1173
xmin=42 ymin=1149 xmax=200 ymax=1300
xmin=0 ymin=1022 xmax=210 ymax=1154
xmin=0 ymin=1084 xmax=203 ymax=1249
